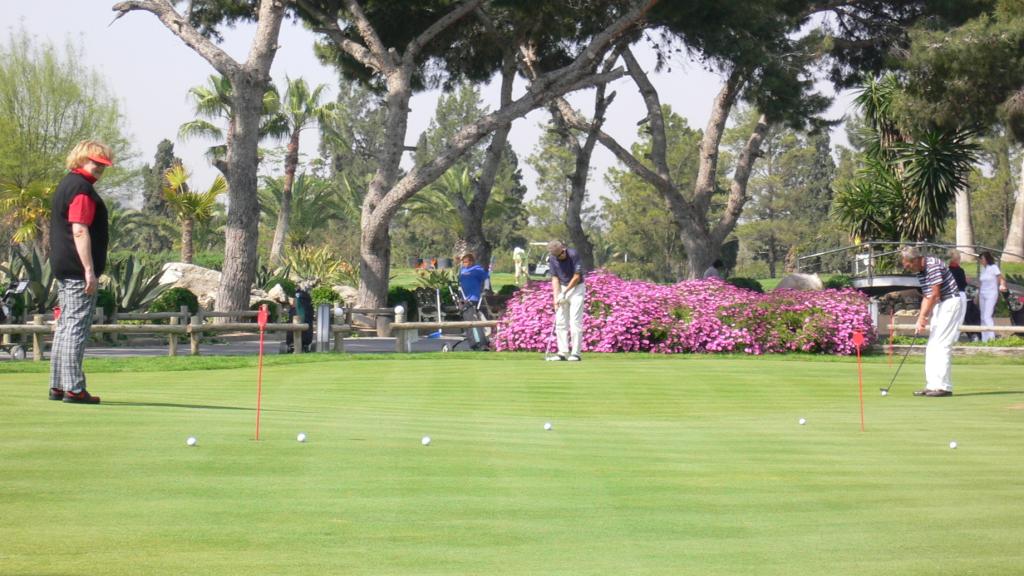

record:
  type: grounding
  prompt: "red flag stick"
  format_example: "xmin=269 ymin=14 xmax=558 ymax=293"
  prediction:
xmin=255 ymin=304 xmax=269 ymax=441
xmin=853 ymin=331 xmax=865 ymax=432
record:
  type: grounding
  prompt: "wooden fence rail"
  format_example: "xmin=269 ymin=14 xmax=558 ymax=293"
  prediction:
xmin=0 ymin=308 xmax=358 ymax=360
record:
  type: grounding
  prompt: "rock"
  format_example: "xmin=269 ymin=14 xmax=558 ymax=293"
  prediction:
xmin=774 ymin=272 xmax=824 ymax=291
xmin=267 ymin=283 xmax=289 ymax=303
xmin=333 ymin=285 xmax=358 ymax=306
xmin=160 ymin=263 xmax=221 ymax=309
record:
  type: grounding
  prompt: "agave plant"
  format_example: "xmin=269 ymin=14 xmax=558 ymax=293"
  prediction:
xmin=103 ymin=255 xmax=169 ymax=313
xmin=10 ymin=246 xmax=58 ymax=314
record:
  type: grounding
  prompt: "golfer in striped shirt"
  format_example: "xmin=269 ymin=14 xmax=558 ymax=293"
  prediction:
xmin=900 ymin=246 xmax=964 ymax=397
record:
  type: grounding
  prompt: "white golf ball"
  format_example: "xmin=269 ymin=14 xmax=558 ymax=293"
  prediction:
xmin=544 ymin=422 xmax=553 ymax=431
xmin=881 ymin=389 xmax=888 ymax=397
xmin=949 ymin=441 xmax=958 ymax=449
xmin=297 ymin=433 xmax=307 ymax=443
xmin=798 ymin=418 xmax=807 ymax=426
xmin=186 ymin=436 xmax=197 ymax=446
xmin=421 ymin=436 xmax=431 ymax=446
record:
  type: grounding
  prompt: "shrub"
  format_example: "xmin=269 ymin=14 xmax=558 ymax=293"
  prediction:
xmin=824 ymin=274 xmax=853 ymax=289
xmin=492 ymin=270 xmax=874 ymax=355
xmin=388 ymin=286 xmax=417 ymax=319
xmin=96 ymin=288 xmax=116 ymax=319
xmin=191 ymin=251 xmax=225 ymax=271
xmin=250 ymin=299 xmax=280 ymax=323
xmin=311 ymin=285 xmax=339 ymax=306
xmin=727 ymin=277 xmax=764 ymax=293
xmin=497 ymin=284 xmax=520 ymax=297
xmin=264 ymin=276 xmax=297 ymax=296
xmin=148 ymin=287 xmax=200 ymax=315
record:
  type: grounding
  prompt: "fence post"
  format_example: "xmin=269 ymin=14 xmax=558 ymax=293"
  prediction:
xmin=32 ymin=314 xmax=44 ymax=361
xmin=293 ymin=315 xmax=304 ymax=354
xmin=190 ymin=314 xmax=201 ymax=356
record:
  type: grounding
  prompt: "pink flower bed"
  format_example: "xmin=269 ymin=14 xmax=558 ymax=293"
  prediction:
xmin=493 ymin=271 xmax=875 ymax=355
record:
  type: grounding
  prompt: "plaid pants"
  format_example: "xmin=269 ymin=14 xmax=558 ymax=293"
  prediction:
xmin=49 ymin=279 xmax=97 ymax=392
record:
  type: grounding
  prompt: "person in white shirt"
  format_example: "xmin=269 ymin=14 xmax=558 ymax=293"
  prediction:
xmin=978 ymin=251 xmax=1008 ymax=341
xmin=512 ymin=246 xmax=526 ymax=284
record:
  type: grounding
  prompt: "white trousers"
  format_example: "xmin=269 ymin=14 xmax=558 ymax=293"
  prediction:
xmin=925 ymin=296 xmax=964 ymax=392
xmin=555 ymin=283 xmax=586 ymax=356
xmin=979 ymin=290 xmax=998 ymax=342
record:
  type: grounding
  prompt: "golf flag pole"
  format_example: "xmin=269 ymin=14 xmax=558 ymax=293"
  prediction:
xmin=853 ymin=331 xmax=865 ymax=432
xmin=255 ymin=304 xmax=269 ymax=441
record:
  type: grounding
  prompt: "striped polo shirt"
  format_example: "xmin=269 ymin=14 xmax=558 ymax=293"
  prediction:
xmin=916 ymin=256 xmax=958 ymax=301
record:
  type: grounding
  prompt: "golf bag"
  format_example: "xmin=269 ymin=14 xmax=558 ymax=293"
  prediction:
xmin=1 ymin=280 xmax=28 ymax=360
xmin=1004 ymin=290 xmax=1024 ymax=338
xmin=458 ymin=300 xmax=490 ymax=351
xmin=286 ymin=287 xmax=314 ymax=353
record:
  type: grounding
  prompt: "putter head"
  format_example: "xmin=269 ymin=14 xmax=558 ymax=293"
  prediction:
xmin=879 ymin=388 xmax=889 ymax=396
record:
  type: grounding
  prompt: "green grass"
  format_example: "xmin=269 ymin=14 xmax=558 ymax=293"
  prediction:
xmin=389 ymin=269 xmax=519 ymax=293
xmin=2 ymin=354 xmax=1023 ymax=575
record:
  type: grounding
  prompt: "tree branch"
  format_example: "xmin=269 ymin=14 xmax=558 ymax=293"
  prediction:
xmin=293 ymin=0 xmax=380 ymax=72
xmin=693 ymin=68 xmax=744 ymax=216
xmin=111 ymin=0 xmax=242 ymax=77
xmin=404 ymin=0 xmax=484 ymax=66
xmin=341 ymin=0 xmax=394 ymax=70
xmin=713 ymin=114 xmax=770 ymax=245
xmin=621 ymin=46 xmax=670 ymax=183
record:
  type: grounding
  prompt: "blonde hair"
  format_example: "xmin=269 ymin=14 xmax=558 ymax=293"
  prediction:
xmin=65 ymin=140 xmax=114 ymax=170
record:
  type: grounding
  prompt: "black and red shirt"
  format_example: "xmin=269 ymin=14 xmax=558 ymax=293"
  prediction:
xmin=49 ymin=170 xmax=109 ymax=280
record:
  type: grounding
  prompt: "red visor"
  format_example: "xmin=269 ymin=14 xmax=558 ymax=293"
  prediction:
xmin=88 ymin=155 xmax=113 ymax=166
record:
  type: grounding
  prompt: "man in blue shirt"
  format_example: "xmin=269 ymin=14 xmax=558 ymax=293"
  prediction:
xmin=545 ymin=240 xmax=586 ymax=361
xmin=459 ymin=253 xmax=489 ymax=305
xmin=900 ymin=245 xmax=963 ymax=397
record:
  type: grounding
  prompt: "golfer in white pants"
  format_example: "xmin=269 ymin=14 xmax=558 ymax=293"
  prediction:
xmin=901 ymin=246 xmax=964 ymax=397
xmin=546 ymin=240 xmax=586 ymax=361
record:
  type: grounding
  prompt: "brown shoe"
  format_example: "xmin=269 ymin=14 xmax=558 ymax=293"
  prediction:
xmin=63 ymin=390 xmax=100 ymax=404
xmin=49 ymin=388 xmax=65 ymax=401
xmin=924 ymin=389 xmax=953 ymax=397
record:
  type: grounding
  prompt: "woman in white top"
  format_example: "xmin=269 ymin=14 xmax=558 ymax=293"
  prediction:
xmin=978 ymin=251 xmax=1008 ymax=341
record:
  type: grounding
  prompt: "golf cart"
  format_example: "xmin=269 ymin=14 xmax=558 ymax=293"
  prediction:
xmin=527 ymin=241 xmax=551 ymax=277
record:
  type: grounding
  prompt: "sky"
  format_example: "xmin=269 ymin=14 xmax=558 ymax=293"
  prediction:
xmin=8 ymin=2 xmax=853 ymax=209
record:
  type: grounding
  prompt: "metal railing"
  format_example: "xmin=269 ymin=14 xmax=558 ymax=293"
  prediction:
xmin=796 ymin=241 xmax=1024 ymax=280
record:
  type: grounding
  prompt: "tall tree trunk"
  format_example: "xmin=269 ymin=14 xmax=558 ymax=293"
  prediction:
xmin=1004 ymin=156 xmax=1024 ymax=262
xmin=955 ymin=187 xmax=975 ymax=262
xmin=357 ymin=213 xmax=391 ymax=333
xmin=111 ymin=0 xmax=286 ymax=318
xmin=218 ymin=84 xmax=265 ymax=316
xmin=182 ymin=218 xmax=194 ymax=263
xmin=269 ymin=131 xmax=301 ymax=268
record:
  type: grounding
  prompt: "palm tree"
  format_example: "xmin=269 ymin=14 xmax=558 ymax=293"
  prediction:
xmin=0 ymin=179 xmax=52 ymax=255
xmin=259 ymin=173 xmax=360 ymax=253
xmin=833 ymin=75 xmax=978 ymax=242
xmin=178 ymin=75 xmax=287 ymax=175
xmin=267 ymin=77 xmax=334 ymax=267
xmin=163 ymin=163 xmax=227 ymax=263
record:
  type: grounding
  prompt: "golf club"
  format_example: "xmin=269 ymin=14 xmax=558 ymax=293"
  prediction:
xmin=881 ymin=335 xmax=920 ymax=395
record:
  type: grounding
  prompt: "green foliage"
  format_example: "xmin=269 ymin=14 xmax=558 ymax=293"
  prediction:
xmin=95 ymin=288 xmax=116 ymax=319
xmin=387 ymin=286 xmax=417 ymax=320
xmin=602 ymin=107 xmax=699 ymax=282
xmin=104 ymin=255 xmax=169 ymax=313
xmin=9 ymin=246 xmax=57 ymax=313
xmin=311 ymin=286 xmax=339 ymax=306
xmin=823 ymin=275 xmax=853 ymax=289
xmin=727 ymin=277 xmax=765 ymax=293
xmin=414 ymin=268 xmax=457 ymax=290
xmin=249 ymin=299 xmax=280 ymax=323
xmin=191 ymin=251 xmax=225 ymax=271
xmin=496 ymin=284 xmax=519 ymax=297
xmin=0 ymin=26 xmax=130 ymax=190
xmin=286 ymin=245 xmax=344 ymax=284
xmin=832 ymin=75 xmax=980 ymax=242
xmin=148 ymin=287 xmax=199 ymax=315
xmin=264 ymin=276 xmax=297 ymax=297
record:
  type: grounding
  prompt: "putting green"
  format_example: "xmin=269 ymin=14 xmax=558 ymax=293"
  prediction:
xmin=1 ymin=354 xmax=1022 ymax=575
